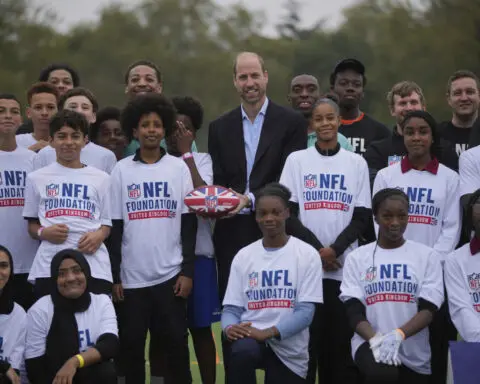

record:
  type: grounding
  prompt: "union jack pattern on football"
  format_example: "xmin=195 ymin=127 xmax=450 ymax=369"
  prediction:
xmin=184 ymin=185 xmax=239 ymax=215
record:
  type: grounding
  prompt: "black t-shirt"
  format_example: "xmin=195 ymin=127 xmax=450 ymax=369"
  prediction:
xmin=339 ymin=113 xmax=391 ymax=155
xmin=438 ymin=121 xmax=473 ymax=156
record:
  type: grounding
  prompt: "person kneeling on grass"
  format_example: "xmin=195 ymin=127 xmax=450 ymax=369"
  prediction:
xmin=25 ymin=249 xmax=119 ymax=384
xmin=221 ymin=183 xmax=324 ymax=384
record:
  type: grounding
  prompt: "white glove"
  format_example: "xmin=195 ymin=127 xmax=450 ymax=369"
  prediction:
xmin=378 ymin=329 xmax=405 ymax=366
xmin=369 ymin=333 xmax=384 ymax=363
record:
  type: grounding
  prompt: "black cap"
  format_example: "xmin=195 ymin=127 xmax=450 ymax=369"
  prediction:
xmin=333 ymin=58 xmax=365 ymax=75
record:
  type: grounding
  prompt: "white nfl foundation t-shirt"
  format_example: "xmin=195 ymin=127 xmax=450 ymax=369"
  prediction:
xmin=340 ymin=240 xmax=444 ymax=375
xmin=373 ymin=162 xmax=460 ymax=260
xmin=110 ymin=154 xmax=193 ymax=288
xmin=280 ymin=146 xmax=371 ymax=281
xmin=0 ymin=147 xmax=39 ymax=274
xmin=25 ymin=293 xmax=118 ymax=359
xmin=34 ymin=142 xmax=117 ymax=174
xmin=15 ymin=133 xmax=38 ymax=149
xmin=23 ymin=162 xmax=112 ymax=282
xmin=192 ymin=153 xmax=214 ymax=258
xmin=459 ymin=145 xmax=480 ymax=197
xmin=0 ymin=303 xmax=27 ymax=370
xmin=445 ymin=243 xmax=480 ymax=342
xmin=223 ymin=237 xmax=324 ymax=378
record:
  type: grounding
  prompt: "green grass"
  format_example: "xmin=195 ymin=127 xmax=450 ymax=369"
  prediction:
xmin=145 ymin=322 xmax=264 ymax=383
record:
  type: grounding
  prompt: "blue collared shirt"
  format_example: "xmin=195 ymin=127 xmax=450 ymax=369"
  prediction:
xmin=241 ymin=98 xmax=269 ymax=193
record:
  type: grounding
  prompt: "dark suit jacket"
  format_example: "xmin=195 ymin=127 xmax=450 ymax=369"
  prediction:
xmin=208 ymin=100 xmax=307 ymax=194
xmin=208 ymin=100 xmax=307 ymax=297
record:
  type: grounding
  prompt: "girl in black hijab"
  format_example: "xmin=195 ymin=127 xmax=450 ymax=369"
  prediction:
xmin=25 ymin=249 xmax=119 ymax=384
xmin=0 ymin=245 xmax=25 ymax=384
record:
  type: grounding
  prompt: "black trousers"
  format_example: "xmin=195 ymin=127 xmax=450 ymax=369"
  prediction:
xmin=228 ymin=338 xmax=305 ymax=384
xmin=317 ymin=279 xmax=360 ymax=384
xmin=428 ymin=288 xmax=457 ymax=384
xmin=12 ymin=273 xmax=35 ymax=310
xmin=120 ymin=276 xmax=191 ymax=384
xmin=33 ymin=277 xmax=112 ymax=299
xmin=75 ymin=361 xmax=117 ymax=384
xmin=355 ymin=342 xmax=430 ymax=384
xmin=213 ymin=214 xmax=262 ymax=379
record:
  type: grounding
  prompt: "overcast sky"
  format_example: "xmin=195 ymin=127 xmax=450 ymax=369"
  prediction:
xmin=33 ymin=0 xmax=362 ymax=35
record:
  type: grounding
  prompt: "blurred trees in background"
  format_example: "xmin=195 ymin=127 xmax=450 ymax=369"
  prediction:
xmin=1 ymin=0 xmax=480 ymax=148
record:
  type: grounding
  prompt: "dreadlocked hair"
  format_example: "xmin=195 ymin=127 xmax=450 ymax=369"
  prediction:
xmin=372 ymin=188 xmax=409 ymax=216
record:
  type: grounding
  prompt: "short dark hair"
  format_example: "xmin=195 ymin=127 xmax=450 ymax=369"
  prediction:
xmin=255 ymin=182 xmax=292 ymax=209
xmin=121 ymin=93 xmax=176 ymax=142
xmin=124 ymin=60 xmax=162 ymax=85
xmin=0 ymin=93 xmax=21 ymax=107
xmin=464 ymin=189 xmax=480 ymax=237
xmin=90 ymin=106 xmax=121 ymax=142
xmin=38 ymin=63 xmax=80 ymax=87
xmin=233 ymin=52 xmax=266 ymax=77
xmin=446 ymin=70 xmax=480 ymax=95
xmin=49 ymin=109 xmax=89 ymax=137
xmin=58 ymin=87 xmax=99 ymax=113
xmin=27 ymin=82 xmax=59 ymax=105
xmin=171 ymin=96 xmax=204 ymax=131
xmin=372 ymin=188 xmax=409 ymax=216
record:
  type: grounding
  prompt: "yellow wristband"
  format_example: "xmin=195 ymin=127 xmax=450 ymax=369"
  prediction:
xmin=75 ymin=354 xmax=85 ymax=368
xmin=396 ymin=328 xmax=406 ymax=340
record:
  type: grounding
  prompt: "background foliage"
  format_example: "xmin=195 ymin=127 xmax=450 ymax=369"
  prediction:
xmin=2 ymin=0 xmax=480 ymax=149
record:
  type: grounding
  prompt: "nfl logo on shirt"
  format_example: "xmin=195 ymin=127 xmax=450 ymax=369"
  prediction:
xmin=363 ymin=266 xmax=377 ymax=282
xmin=388 ymin=155 xmax=403 ymax=166
xmin=127 ymin=183 xmax=141 ymax=199
xmin=304 ymin=174 xmax=317 ymax=189
xmin=205 ymin=195 xmax=218 ymax=209
xmin=248 ymin=272 xmax=258 ymax=288
xmin=46 ymin=183 xmax=59 ymax=197
xmin=468 ymin=273 xmax=480 ymax=290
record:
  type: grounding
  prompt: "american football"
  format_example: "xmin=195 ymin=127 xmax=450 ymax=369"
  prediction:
xmin=184 ymin=185 xmax=241 ymax=217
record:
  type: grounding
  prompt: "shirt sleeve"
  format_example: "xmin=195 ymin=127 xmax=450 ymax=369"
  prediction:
xmin=418 ymin=250 xmax=444 ymax=310
xmin=25 ymin=302 xmax=50 ymax=359
xmin=355 ymin=158 xmax=372 ymax=209
xmin=22 ymin=174 xmax=39 ymax=219
xmin=459 ymin=149 xmax=480 ymax=197
xmin=9 ymin=311 xmax=27 ymax=370
xmin=433 ymin=172 xmax=461 ymax=259
xmin=97 ymin=295 xmax=118 ymax=338
xmin=99 ymin=175 xmax=112 ymax=227
xmin=196 ymin=154 xmax=213 ymax=185
xmin=109 ymin=165 xmax=123 ymax=220
xmin=279 ymin=154 xmax=299 ymax=203
xmin=445 ymin=254 xmax=480 ymax=342
xmin=223 ymin=253 xmax=246 ymax=308
xmin=181 ymin=162 xmax=195 ymax=214
xmin=339 ymin=250 xmax=364 ymax=304
xmin=372 ymin=169 xmax=388 ymax=237
xmin=296 ymin=246 xmax=323 ymax=304
xmin=104 ymin=152 xmax=117 ymax=175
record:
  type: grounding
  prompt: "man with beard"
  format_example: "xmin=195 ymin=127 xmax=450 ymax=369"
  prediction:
xmin=123 ymin=60 xmax=197 ymax=157
xmin=365 ymin=81 xmax=458 ymax=187
xmin=330 ymin=59 xmax=390 ymax=155
xmin=208 ymin=52 xmax=312 ymax=378
xmin=287 ymin=74 xmax=353 ymax=151
xmin=439 ymin=70 xmax=480 ymax=155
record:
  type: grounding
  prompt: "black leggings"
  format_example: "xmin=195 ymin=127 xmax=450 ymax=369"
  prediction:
xmin=355 ymin=342 xmax=430 ymax=384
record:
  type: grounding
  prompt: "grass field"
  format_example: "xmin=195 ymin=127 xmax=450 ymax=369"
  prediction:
xmin=145 ymin=322 xmax=264 ymax=383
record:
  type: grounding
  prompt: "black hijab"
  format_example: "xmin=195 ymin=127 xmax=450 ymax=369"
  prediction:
xmin=0 ymin=245 xmax=14 ymax=314
xmin=45 ymin=249 xmax=91 ymax=376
